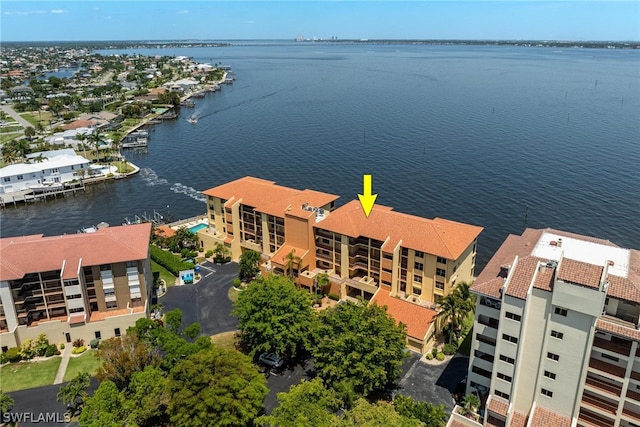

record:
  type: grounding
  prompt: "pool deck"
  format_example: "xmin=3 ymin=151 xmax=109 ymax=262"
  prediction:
xmin=165 ymin=214 xmax=208 ymax=233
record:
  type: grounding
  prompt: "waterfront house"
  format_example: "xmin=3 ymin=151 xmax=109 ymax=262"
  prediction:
xmin=45 ymin=127 xmax=95 ymax=148
xmin=0 ymin=149 xmax=89 ymax=195
xmin=456 ymin=228 xmax=640 ymax=427
xmin=164 ymin=78 xmax=199 ymax=92
xmin=0 ymin=223 xmax=153 ymax=349
xmin=201 ymin=176 xmax=483 ymax=354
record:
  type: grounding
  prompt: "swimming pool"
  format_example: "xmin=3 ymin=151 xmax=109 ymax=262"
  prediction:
xmin=188 ymin=223 xmax=208 ymax=233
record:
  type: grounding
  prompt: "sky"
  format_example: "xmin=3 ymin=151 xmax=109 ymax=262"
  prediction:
xmin=1 ymin=1 xmax=639 ymax=42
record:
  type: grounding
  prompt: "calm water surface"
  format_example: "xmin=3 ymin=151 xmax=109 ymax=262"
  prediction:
xmin=2 ymin=44 xmax=639 ymax=269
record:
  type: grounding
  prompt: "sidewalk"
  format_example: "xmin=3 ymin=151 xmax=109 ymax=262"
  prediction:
xmin=53 ymin=344 xmax=72 ymax=385
xmin=0 ymin=104 xmax=31 ymax=128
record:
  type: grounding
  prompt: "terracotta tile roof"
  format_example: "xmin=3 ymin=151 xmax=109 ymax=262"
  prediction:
xmin=63 ymin=120 xmax=98 ymax=130
xmin=505 ymin=256 xmax=544 ymax=300
xmin=0 ymin=224 xmax=151 ymax=281
xmin=510 ymin=411 xmax=528 ymax=427
xmin=69 ymin=313 xmax=86 ymax=325
xmin=472 ymin=277 xmax=504 ymax=299
xmin=558 ymin=258 xmax=602 ymax=288
xmin=259 ymin=189 xmax=338 ymax=218
xmin=529 ymin=405 xmax=571 ymax=427
xmin=318 ymin=200 xmax=483 ymax=260
xmin=89 ymin=306 xmax=145 ymax=322
xmin=487 ymin=395 xmax=509 ymax=417
xmin=533 ymin=262 xmax=554 ymax=292
xmin=203 ymin=177 xmax=339 ymax=218
xmin=370 ymin=290 xmax=436 ymax=340
xmin=596 ymin=318 xmax=640 ymax=341
xmin=271 ymin=244 xmax=309 ymax=268
xmin=447 ymin=421 xmax=468 ymax=427
xmin=607 ymin=275 xmax=640 ymax=303
xmin=154 ymin=225 xmax=176 ymax=238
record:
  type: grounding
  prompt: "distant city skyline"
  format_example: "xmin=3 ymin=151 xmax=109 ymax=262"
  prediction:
xmin=1 ymin=1 xmax=639 ymax=42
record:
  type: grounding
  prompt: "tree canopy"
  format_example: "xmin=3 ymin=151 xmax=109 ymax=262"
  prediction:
xmin=238 ymin=250 xmax=261 ymax=282
xmin=313 ymin=301 xmax=407 ymax=396
xmin=168 ymin=347 xmax=268 ymax=427
xmin=233 ymin=274 xmax=314 ymax=359
xmin=95 ymin=333 xmax=161 ymax=390
xmin=57 ymin=372 xmax=91 ymax=415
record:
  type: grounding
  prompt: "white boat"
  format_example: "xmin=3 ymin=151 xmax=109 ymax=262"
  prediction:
xmin=29 ymin=181 xmax=63 ymax=193
xmin=187 ymin=116 xmax=198 ymax=124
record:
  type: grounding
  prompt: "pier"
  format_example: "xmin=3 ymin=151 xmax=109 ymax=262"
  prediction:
xmin=0 ymin=183 xmax=86 ymax=208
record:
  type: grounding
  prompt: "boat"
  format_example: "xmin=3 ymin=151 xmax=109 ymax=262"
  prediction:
xmin=180 ymin=100 xmax=195 ymax=107
xmin=29 ymin=181 xmax=64 ymax=193
xmin=187 ymin=115 xmax=198 ymax=124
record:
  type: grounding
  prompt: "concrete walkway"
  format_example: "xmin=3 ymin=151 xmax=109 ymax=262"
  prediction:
xmin=0 ymin=105 xmax=31 ymax=128
xmin=53 ymin=344 xmax=72 ymax=385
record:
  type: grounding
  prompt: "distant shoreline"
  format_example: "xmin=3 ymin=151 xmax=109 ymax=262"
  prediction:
xmin=2 ymin=39 xmax=638 ymax=50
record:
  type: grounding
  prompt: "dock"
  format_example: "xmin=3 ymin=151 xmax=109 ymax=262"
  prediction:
xmin=0 ymin=182 xmax=86 ymax=208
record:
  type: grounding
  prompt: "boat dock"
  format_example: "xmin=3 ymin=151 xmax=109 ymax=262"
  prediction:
xmin=0 ymin=182 xmax=86 ymax=208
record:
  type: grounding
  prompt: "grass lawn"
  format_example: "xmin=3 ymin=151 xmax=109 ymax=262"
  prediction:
xmin=228 ymin=286 xmax=240 ymax=303
xmin=0 ymin=125 xmax=23 ymax=133
xmin=114 ymin=160 xmax=135 ymax=174
xmin=151 ymin=260 xmax=176 ymax=287
xmin=211 ymin=331 xmax=239 ymax=350
xmin=19 ymin=111 xmax=53 ymax=127
xmin=63 ymin=351 xmax=103 ymax=382
xmin=0 ymin=357 xmax=62 ymax=392
xmin=0 ymin=132 xmax=20 ymax=144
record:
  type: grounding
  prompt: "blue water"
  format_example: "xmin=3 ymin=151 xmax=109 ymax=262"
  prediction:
xmin=188 ymin=223 xmax=208 ymax=233
xmin=1 ymin=44 xmax=639 ymax=270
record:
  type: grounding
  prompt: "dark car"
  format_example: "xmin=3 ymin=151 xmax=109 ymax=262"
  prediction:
xmin=258 ymin=352 xmax=284 ymax=369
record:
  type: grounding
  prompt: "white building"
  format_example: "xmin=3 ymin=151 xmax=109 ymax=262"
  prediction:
xmin=164 ymin=78 xmax=199 ymax=92
xmin=0 ymin=149 xmax=90 ymax=194
xmin=449 ymin=228 xmax=640 ymax=427
xmin=45 ymin=127 xmax=95 ymax=147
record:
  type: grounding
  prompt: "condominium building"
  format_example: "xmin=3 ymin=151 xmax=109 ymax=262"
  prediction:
xmin=452 ymin=228 xmax=640 ymax=427
xmin=201 ymin=176 xmax=482 ymax=353
xmin=0 ymin=223 xmax=153 ymax=350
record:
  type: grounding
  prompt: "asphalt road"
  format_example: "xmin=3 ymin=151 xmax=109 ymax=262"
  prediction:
xmin=159 ymin=261 xmax=239 ymax=335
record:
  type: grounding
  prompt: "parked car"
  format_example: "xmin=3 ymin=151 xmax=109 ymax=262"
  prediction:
xmin=258 ymin=352 xmax=284 ymax=369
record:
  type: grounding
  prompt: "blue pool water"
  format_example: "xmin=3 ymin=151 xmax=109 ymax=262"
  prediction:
xmin=188 ymin=223 xmax=208 ymax=233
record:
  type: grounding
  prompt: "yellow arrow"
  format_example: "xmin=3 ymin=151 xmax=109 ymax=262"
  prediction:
xmin=357 ymin=174 xmax=377 ymax=217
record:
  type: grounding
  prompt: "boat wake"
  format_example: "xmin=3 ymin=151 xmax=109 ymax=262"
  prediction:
xmin=170 ymin=183 xmax=205 ymax=203
xmin=139 ymin=168 xmax=168 ymax=186
xmin=138 ymin=168 xmax=205 ymax=203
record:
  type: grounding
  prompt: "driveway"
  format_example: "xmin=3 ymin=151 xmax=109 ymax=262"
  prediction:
xmin=0 ymin=105 xmax=31 ymax=128
xmin=159 ymin=261 xmax=239 ymax=335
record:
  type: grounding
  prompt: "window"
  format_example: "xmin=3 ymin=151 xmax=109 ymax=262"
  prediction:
xmin=547 ymin=352 xmax=560 ymax=361
xmin=505 ymin=312 xmax=522 ymax=321
xmin=414 ymin=262 xmax=424 ymax=271
xmin=114 ymin=328 xmax=121 ymax=337
xmin=495 ymin=390 xmax=510 ymax=399
xmin=497 ymin=372 xmax=512 ymax=382
xmin=435 ymin=281 xmax=445 ymax=290
xmin=437 ymin=256 xmax=447 ymax=264
xmin=106 ymin=301 xmax=118 ymax=309
xmin=412 ymin=286 xmax=422 ymax=295
xmin=3 ymin=177 xmax=9 ymax=182
xmin=413 ymin=275 xmax=422 ymax=284
xmin=415 ymin=251 xmax=424 ymax=258
xmin=100 ymin=264 xmax=111 ymax=271
xmin=544 ymin=371 xmax=556 ymax=380
xmin=541 ymin=388 xmax=553 ymax=398
xmin=602 ymin=353 xmax=619 ymax=362
xmin=554 ymin=307 xmax=568 ymax=316
xmin=503 ymin=334 xmax=518 ymax=344
xmin=17 ymin=175 xmax=24 ymax=180
xmin=499 ymin=354 xmax=515 ymax=364
xmin=1 ymin=346 xmax=7 ymax=353
xmin=95 ymin=331 xmax=101 ymax=340
xmin=383 ymin=252 xmax=393 ymax=260
xmin=436 ymin=268 xmax=446 ymax=277
xmin=551 ymin=330 xmax=564 ymax=339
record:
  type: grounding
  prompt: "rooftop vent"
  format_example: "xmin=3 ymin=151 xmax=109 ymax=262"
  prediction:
xmin=546 ymin=260 xmax=558 ymax=269
xmin=607 ymin=260 xmax=615 ymax=267
xmin=557 ymin=238 xmax=563 ymax=247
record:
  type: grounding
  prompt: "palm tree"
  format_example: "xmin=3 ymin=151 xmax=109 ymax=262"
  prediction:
xmin=0 ymin=392 xmax=14 ymax=413
xmin=89 ymin=128 xmax=102 ymax=163
xmin=434 ymin=282 xmax=475 ymax=344
xmin=284 ymin=249 xmax=302 ymax=282
xmin=458 ymin=394 xmax=480 ymax=418
xmin=24 ymin=126 xmax=36 ymax=141
xmin=56 ymin=372 xmax=90 ymax=415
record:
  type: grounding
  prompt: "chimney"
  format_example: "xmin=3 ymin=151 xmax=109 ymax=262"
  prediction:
xmin=557 ymin=238 xmax=563 ymax=247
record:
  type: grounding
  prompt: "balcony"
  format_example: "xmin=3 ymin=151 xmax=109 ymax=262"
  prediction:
xmin=631 ymin=370 xmax=640 ymax=382
xmin=581 ymin=391 xmax=618 ymax=416
xmin=589 ymin=358 xmax=626 ymax=378
xmin=578 ymin=408 xmax=616 ymax=427
xmin=622 ymin=406 xmax=640 ymax=423
xmin=476 ymin=333 xmax=497 ymax=346
xmin=478 ymin=314 xmax=499 ymax=329
xmin=626 ymin=389 xmax=640 ymax=402
xmin=593 ymin=336 xmax=632 ymax=356
xmin=584 ymin=375 xmax=622 ymax=397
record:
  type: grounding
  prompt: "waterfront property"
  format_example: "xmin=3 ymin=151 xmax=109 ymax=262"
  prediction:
xmin=0 ymin=149 xmax=90 ymax=195
xmin=0 ymin=223 xmax=153 ymax=350
xmin=200 ymin=176 xmax=482 ymax=353
xmin=453 ymin=228 xmax=640 ymax=427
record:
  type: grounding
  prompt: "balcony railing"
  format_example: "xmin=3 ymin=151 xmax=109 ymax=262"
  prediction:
xmin=584 ymin=375 xmax=621 ymax=397
xmin=593 ymin=336 xmax=632 ymax=356
xmin=578 ymin=408 xmax=616 ymax=427
xmin=476 ymin=333 xmax=497 ymax=346
xmin=622 ymin=406 xmax=640 ymax=422
xmin=581 ymin=391 xmax=617 ymax=416
xmin=478 ymin=315 xmax=499 ymax=329
xmin=589 ymin=358 xmax=626 ymax=378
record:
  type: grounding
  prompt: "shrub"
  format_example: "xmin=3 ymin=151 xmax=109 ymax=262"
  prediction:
xmin=0 ymin=352 xmax=7 ymax=365
xmin=150 ymin=245 xmax=194 ymax=276
xmin=328 ymin=293 xmax=340 ymax=301
xmin=6 ymin=347 xmax=22 ymax=363
xmin=432 ymin=347 xmax=438 ymax=357
xmin=436 ymin=352 xmax=445 ymax=361
xmin=60 ymin=343 xmax=65 ymax=350
xmin=73 ymin=338 xmax=85 ymax=348
xmin=90 ymin=339 xmax=100 ymax=349
xmin=443 ymin=343 xmax=458 ymax=355
xmin=34 ymin=334 xmax=50 ymax=357
xmin=233 ymin=278 xmax=242 ymax=288
xmin=72 ymin=346 xmax=87 ymax=355
xmin=180 ymin=248 xmax=197 ymax=259
xmin=44 ymin=344 xmax=58 ymax=357
xmin=205 ymin=250 xmax=214 ymax=258
xmin=20 ymin=339 xmax=36 ymax=360
xmin=425 ymin=352 xmax=434 ymax=360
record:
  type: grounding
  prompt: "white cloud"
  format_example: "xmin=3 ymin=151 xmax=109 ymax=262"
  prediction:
xmin=246 ymin=20 xmax=256 ymax=24
xmin=177 ymin=10 xmax=189 ymax=14
xmin=50 ymin=9 xmax=67 ymax=14
xmin=4 ymin=10 xmax=47 ymax=16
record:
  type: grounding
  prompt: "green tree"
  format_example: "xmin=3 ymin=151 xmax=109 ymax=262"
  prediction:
xmin=313 ymin=300 xmax=407 ymax=396
xmin=435 ymin=282 xmax=475 ymax=344
xmin=79 ymin=380 xmax=126 ymax=426
xmin=393 ymin=395 xmax=448 ymax=427
xmin=89 ymin=128 xmax=102 ymax=162
xmin=341 ymin=398 xmax=424 ymax=427
xmin=284 ymin=249 xmax=302 ymax=281
xmin=317 ymin=272 xmax=331 ymax=295
xmin=168 ymin=347 xmax=268 ymax=427
xmin=0 ymin=391 xmax=14 ymax=413
xmin=213 ymin=242 xmax=230 ymax=262
xmin=257 ymin=378 xmax=341 ymax=427
xmin=56 ymin=372 xmax=91 ymax=415
xmin=95 ymin=333 xmax=161 ymax=390
xmin=124 ymin=366 xmax=170 ymax=427
xmin=458 ymin=394 xmax=480 ymax=417
xmin=238 ymin=249 xmax=261 ymax=282
xmin=24 ymin=126 xmax=36 ymax=141
xmin=233 ymin=275 xmax=314 ymax=359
